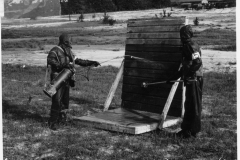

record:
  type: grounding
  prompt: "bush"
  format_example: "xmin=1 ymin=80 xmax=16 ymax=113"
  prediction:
xmin=79 ymin=12 xmax=84 ymax=22
xmin=101 ymin=11 xmax=116 ymax=25
xmin=92 ymin=12 xmax=96 ymax=18
xmin=108 ymin=18 xmax=117 ymax=25
xmin=102 ymin=11 xmax=110 ymax=24
xmin=193 ymin=17 xmax=199 ymax=26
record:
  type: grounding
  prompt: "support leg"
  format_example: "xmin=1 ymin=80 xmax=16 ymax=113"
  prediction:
xmin=158 ymin=78 xmax=180 ymax=129
xmin=103 ymin=60 xmax=124 ymax=111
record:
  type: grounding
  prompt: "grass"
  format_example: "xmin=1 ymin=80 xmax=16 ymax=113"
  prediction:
xmin=2 ymin=22 xmax=236 ymax=51
xmin=193 ymin=28 xmax=236 ymax=51
xmin=2 ymin=64 xmax=236 ymax=159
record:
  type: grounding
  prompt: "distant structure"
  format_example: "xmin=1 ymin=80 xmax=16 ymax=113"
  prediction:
xmin=4 ymin=0 xmax=61 ymax=19
xmin=171 ymin=0 xmax=235 ymax=9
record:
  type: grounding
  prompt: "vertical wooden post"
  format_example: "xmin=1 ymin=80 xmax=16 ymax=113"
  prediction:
xmin=181 ymin=84 xmax=186 ymax=118
xmin=103 ymin=60 xmax=124 ymax=111
xmin=158 ymin=77 xmax=181 ymax=129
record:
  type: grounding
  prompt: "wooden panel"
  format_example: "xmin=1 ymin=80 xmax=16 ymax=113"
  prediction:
xmin=128 ymin=18 xmax=185 ymax=27
xmin=125 ymin=51 xmax=182 ymax=62
xmin=128 ymin=17 xmax=186 ymax=22
xmin=126 ymin=39 xmax=181 ymax=45
xmin=124 ymin=68 xmax=174 ymax=79
xmin=121 ymin=101 xmax=182 ymax=117
xmin=127 ymin=33 xmax=180 ymax=39
xmin=73 ymin=108 xmax=182 ymax=134
xmin=122 ymin=84 xmax=182 ymax=100
xmin=122 ymin=76 xmax=171 ymax=86
xmin=127 ymin=26 xmax=182 ymax=33
xmin=121 ymin=92 xmax=181 ymax=108
xmin=121 ymin=17 xmax=185 ymax=118
xmin=124 ymin=60 xmax=180 ymax=71
xmin=125 ymin=44 xmax=182 ymax=52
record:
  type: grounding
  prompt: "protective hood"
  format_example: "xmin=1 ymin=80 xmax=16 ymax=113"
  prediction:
xmin=58 ymin=33 xmax=72 ymax=49
xmin=180 ymin=25 xmax=193 ymax=43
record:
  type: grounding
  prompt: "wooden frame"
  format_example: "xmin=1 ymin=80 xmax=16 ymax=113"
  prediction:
xmin=73 ymin=17 xmax=188 ymax=134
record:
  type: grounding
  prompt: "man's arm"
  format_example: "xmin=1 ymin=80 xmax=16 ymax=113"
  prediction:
xmin=75 ymin=58 xmax=100 ymax=67
xmin=47 ymin=51 xmax=61 ymax=70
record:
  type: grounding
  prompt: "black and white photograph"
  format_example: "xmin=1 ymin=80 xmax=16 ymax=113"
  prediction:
xmin=1 ymin=0 xmax=237 ymax=159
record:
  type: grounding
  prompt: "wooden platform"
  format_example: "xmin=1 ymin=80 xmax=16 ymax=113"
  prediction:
xmin=73 ymin=108 xmax=182 ymax=134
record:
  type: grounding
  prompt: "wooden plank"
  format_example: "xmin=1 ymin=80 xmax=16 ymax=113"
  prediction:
xmin=124 ymin=59 xmax=180 ymax=71
xmin=121 ymin=101 xmax=182 ymax=117
xmin=159 ymin=78 xmax=181 ymax=129
xmin=121 ymin=92 xmax=182 ymax=108
xmin=103 ymin=60 xmax=124 ymax=111
xmin=127 ymin=26 xmax=183 ymax=33
xmin=128 ymin=17 xmax=186 ymax=22
xmin=122 ymin=76 xmax=181 ymax=87
xmin=125 ymin=44 xmax=182 ymax=52
xmin=122 ymin=84 xmax=182 ymax=99
xmin=124 ymin=68 xmax=174 ymax=79
xmin=127 ymin=33 xmax=180 ymax=39
xmin=125 ymin=51 xmax=182 ymax=62
xmin=126 ymin=39 xmax=181 ymax=45
xmin=128 ymin=18 xmax=185 ymax=27
xmin=181 ymin=85 xmax=186 ymax=118
xmin=72 ymin=108 xmax=182 ymax=134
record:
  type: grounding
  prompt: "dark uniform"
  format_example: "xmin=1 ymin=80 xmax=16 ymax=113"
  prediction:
xmin=47 ymin=33 xmax=100 ymax=130
xmin=168 ymin=25 xmax=203 ymax=138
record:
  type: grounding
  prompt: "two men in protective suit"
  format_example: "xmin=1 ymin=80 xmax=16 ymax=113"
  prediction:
xmin=167 ymin=25 xmax=203 ymax=138
xmin=47 ymin=33 xmax=100 ymax=130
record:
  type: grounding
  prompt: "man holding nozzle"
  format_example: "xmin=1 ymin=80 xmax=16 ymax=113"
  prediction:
xmin=166 ymin=25 xmax=203 ymax=138
xmin=47 ymin=33 xmax=100 ymax=130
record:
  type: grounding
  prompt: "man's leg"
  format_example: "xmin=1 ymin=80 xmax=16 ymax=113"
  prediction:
xmin=58 ymin=85 xmax=70 ymax=123
xmin=178 ymin=77 xmax=203 ymax=138
xmin=48 ymin=85 xmax=67 ymax=130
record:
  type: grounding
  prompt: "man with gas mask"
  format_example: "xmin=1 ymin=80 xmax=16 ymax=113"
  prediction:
xmin=46 ymin=33 xmax=100 ymax=130
xmin=167 ymin=25 xmax=203 ymax=138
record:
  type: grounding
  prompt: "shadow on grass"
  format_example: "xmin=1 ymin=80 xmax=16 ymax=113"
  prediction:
xmin=70 ymin=96 xmax=94 ymax=105
xmin=2 ymin=100 xmax=48 ymax=123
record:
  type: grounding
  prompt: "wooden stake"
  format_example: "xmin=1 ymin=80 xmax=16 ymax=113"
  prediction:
xmin=103 ymin=60 xmax=124 ymax=111
xmin=158 ymin=77 xmax=181 ymax=129
xmin=181 ymin=84 xmax=186 ymax=118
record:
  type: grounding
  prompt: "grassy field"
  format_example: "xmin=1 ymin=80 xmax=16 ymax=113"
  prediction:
xmin=2 ymin=64 xmax=236 ymax=159
xmin=2 ymin=21 xmax=236 ymax=51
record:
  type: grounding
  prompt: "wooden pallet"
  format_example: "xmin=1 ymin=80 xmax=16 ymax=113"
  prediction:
xmin=73 ymin=108 xmax=182 ymax=134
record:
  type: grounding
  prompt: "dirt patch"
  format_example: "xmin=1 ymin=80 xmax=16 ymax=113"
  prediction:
xmin=2 ymin=45 xmax=236 ymax=73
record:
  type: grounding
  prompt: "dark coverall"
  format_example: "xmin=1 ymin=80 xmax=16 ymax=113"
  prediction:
xmin=47 ymin=34 xmax=100 ymax=128
xmin=168 ymin=26 xmax=203 ymax=137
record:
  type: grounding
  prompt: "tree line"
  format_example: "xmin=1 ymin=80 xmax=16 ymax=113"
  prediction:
xmin=60 ymin=0 xmax=171 ymax=15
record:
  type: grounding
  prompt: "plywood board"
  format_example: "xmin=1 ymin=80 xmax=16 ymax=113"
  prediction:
xmin=121 ymin=92 xmax=181 ymax=108
xmin=127 ymin=33 xmax=180 ymax=39
xmin=125 ymin=44 xmax=182 ymax=52
xmin=122 ymin=84 xmax=182 ymax=99
xmin=124 ymin=60 xmax=180 ymax=70
xmin=121 ymin=101 xmax=182 ymax=117
xmin=73 ymin=108 xmax=182 ymax=134
xmin=128 ymin=18 xmax=185 ymax=27
xmin=125 ymin=51 xmax=182 ymax=62
xmin=126 ymin=39 xmax=181 ymax=45
xmin=124 ymin=68 xmax=174 ymax=79
xmin=127 ymin=26 xmax=183 ymax=33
